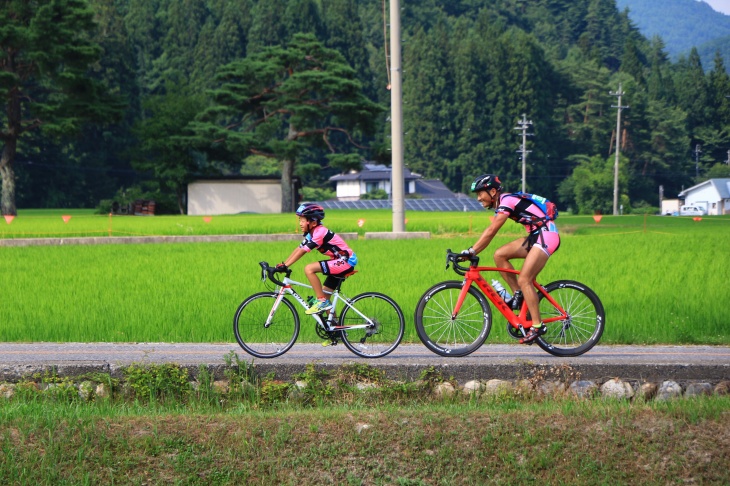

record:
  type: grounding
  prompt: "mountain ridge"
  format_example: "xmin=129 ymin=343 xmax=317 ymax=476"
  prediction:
xmin=616 ymin=0 xmax=730 ymax=68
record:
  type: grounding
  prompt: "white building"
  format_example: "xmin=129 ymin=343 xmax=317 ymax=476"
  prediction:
xmin=329 ymin=164 xmax=420 ymax=201
xmin=677 ymin=178 xmax=730 ymax=215
xmin=328 ymin=163 xmax=462 ymax=201
xmin=187 ymin=177 xmax=300 ymax=215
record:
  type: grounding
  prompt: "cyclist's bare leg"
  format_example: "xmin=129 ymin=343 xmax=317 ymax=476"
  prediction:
xmin=517 ymin=246 xmax=549 ymax=326
xmin=303 ymin=262 xmax=327 ymax=299
xmin=493 ymin=238 xmax=528 ymax=292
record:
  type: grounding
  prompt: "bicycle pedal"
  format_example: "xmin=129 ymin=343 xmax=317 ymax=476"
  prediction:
xmin=321 ymin=340 xmax=337 ymax=347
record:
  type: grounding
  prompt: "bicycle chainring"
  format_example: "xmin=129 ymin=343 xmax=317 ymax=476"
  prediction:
xmin=507 ymin=323 xmax=523 ymax=340
xmin=315 ymin=322 xmax=341 ymax=343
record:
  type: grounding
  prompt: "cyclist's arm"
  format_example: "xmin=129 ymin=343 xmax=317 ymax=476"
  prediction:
xmin=282 ymin=247 xmax=308 ymax=267
xmin=470 ymin=212 xmax=510 ymax=255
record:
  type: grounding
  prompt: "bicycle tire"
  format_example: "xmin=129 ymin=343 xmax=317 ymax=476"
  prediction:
xmin=414 ymin=281 xmax=492 ymax=357
xmin=339 ymin=292 xmax=405 ymax=358
xmin=535 ymin=280 xmax=605 ymax=357
xmin=233 ymin=292 xmax=300 ymax=358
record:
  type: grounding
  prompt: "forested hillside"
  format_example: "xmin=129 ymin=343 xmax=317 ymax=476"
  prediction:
xmin=2 ymin=0 xmax=730 ymax=215
xmin=616 ymin=0 xmax=730 ymax=67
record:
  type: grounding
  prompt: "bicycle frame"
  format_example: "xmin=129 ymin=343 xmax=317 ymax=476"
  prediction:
xmin=454 ymin=265 xmax=570 ymax=331
xmin=266 ymin=274 xmax=376 ymax=332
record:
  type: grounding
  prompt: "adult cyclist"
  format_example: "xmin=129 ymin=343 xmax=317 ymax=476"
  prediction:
xmin=460 ymin=174 xmax=560 ymax=344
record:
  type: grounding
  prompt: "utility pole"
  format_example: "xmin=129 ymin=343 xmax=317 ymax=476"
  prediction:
xmin=659 ymin=184 xmax=664 ymax=209
xmin=514 ymin=114 xmax=533 ymax=193
xmin=694 ymin=144 xmax=702 ymax=178
xmin=610 ymin=84 xmax=628 ymax=216
xmin=389 ymin=0 xmax=405 ymax=232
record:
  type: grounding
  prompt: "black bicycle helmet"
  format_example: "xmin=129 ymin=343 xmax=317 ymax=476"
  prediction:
xmin=470 ymin=174 xmax=503 ymax=193
xmin=295 ymin=203 xmax=325 ymax=221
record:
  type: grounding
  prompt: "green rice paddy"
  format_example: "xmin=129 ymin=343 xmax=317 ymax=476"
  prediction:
xmin=1 ymin=210 xmax=727 ymax=344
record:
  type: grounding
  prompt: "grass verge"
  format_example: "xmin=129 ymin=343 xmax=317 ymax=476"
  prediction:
xmin=1 ymin=392 xmax=728 ymax=484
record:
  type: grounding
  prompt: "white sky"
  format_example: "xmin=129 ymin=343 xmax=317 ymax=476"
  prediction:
xmin=700 ymin=0 xmax=730 ymax=15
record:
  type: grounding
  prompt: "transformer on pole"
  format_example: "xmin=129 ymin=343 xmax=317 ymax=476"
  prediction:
xmin=514 ymin=114 xmax=533 ymax=193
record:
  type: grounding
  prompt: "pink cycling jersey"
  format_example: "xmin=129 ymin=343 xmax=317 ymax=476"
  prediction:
xmin=496 ymin=193 xmax=560 ymax=256
xmin=299 ymin=224 xmax=358 ymax=276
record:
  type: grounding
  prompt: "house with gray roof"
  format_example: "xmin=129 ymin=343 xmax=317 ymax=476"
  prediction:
xmin=678 ymin=178 xmax=730 ymax=215
xmin=328 ymin=163 xmax=460 ymax=201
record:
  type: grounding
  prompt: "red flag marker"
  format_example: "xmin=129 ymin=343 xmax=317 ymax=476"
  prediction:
xmin=593 ymin=215 xmax=602 ymax=223
xmin=203 ymin=216 xmax=212 ymax=223
xmin=3 ymin=215 xmax=14 ymax=224
xmin=62 ymin=215 xmax=72 ymax=223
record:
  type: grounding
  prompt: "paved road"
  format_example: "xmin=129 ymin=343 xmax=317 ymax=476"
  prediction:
xmin=1 ymin=343 xmax=728 ymax=383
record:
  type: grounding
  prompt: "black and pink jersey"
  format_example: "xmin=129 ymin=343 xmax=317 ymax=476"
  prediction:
xmin=496 ymin=193 xmax=558 ymax=233
xmin=298 ymin=225 xmax=358 ymax=266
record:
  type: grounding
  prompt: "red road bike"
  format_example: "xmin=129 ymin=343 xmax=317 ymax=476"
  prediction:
xmin=414 ymin=250 xmax=605 ymax=357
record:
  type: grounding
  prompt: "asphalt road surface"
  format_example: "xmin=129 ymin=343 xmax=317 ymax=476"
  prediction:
xmin=1 ymin=343 xmax=728 ymax=383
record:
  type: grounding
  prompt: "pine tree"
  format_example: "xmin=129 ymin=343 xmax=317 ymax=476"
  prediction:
xmin=402 ymin=23 xmax=455 ymax=179
xmin=646 ymin=36 xmax=674 ymax=102
xmin=674 ymin=48 xmax=709 ymax=133
xmin=189 ymin=34 xmax=383 ymax=212
xmin=707 ymin=51 xmax=730 ymax=126
xmin=283 ymin=0 xmax=324 ymax=41
xmin=247 ymin=0 xmax=288 ymax=53
xmin=321 ymin=0 xmax=376 ymax=100
xmin=0 ymin=0 xmax=123 ymax=214
xmin=133 ymin=82 xmax=206 ymax=214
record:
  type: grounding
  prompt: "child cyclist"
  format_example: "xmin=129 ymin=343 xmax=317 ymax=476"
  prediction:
xmin=460 ymin=174 xmax=560 ymax=344
xmin=275 ymin=203 xmax=358 ymax=315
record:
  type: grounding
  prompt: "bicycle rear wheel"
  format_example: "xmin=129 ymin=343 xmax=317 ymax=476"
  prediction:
xmin=233 ymin=292 xmax=299 ymax=358
xmin=339 ymin=292 xmax=405 ymax=358
xmin=536 ymin=280 xmax=605 ymax=357
xmin=414 ymin=281 xmax=492 ymax=357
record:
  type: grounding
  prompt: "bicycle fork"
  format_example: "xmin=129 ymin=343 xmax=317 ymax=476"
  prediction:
xmin=265 ymin=287 xmax=290 ymax=327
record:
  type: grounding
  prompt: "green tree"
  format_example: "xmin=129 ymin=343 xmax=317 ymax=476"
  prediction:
xmin=134 ymin=83 xmax=206 ymax=214
xmin=247 ymin=0 xmax=287 ymax=53
xmin=558 ymin=154 xmax=629 ymax=214
xmin=189 ymin=33 xmax=383 ymax=212
xmin=646 ymin=36 xmax=674 ymax=102
xmin=707 ymin=51 xmax=730 ymax=126
xmin=673 ymin=48 xmax=709 ymax=133
xmin=321 ymin=0 xmax=375 ymax=100
xmin=0 ymin=0 xmax=122 ymax=215
xmin=402 ymin=23 xmax=455 ymax=179
xmin=283 ymin=0 xmax=324 ymax=41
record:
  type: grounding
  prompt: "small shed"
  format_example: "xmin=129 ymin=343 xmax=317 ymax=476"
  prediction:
xmin=677 ymin=178 xmax=730 ymax=215
xmin=187 ymin=176 xmax=300 ymax=215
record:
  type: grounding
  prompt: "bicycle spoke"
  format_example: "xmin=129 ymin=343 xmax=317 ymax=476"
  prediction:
xmin=339 ymin=293 xmax=404 ymax=358
xmin=233 ymin=293 xmax=299 ymax=358
xmin=415 ymin=283 xmax=491 ymax=357
xmin=537 ymin=281 xmax=605 ymax=357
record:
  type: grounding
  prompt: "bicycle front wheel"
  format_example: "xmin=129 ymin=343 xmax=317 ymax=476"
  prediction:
xmin=414 ymin=281 xmax=492 ymax=357
xmin=339 ymin=292 xmax=405 ymax=358
xmin=536 ymin=280 xmax=605 ymax=357
xmin=233 ymin=292 xmax=299 ymax=358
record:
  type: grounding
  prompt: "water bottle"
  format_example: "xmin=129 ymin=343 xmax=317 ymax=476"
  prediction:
xmin=491 ymin=279 xmax=512 ymax=303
